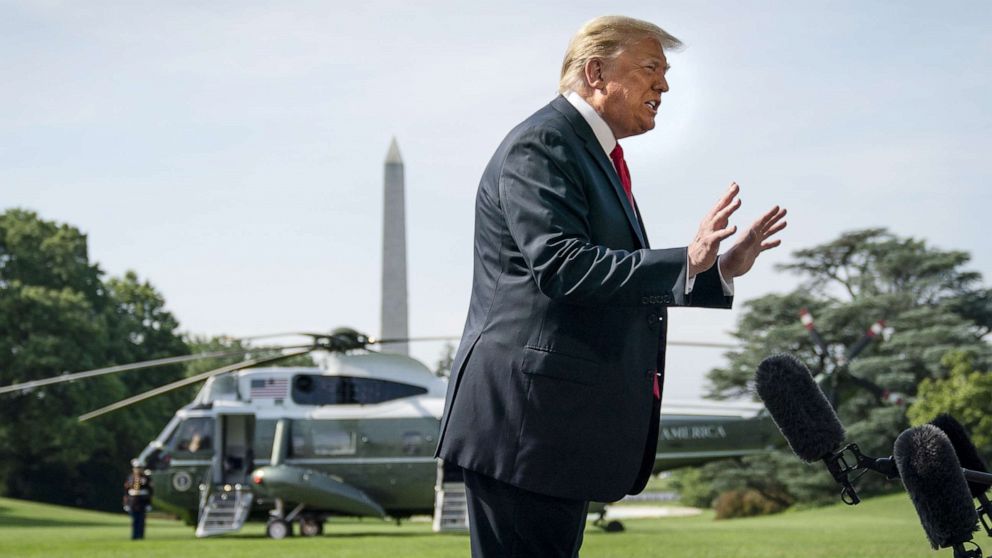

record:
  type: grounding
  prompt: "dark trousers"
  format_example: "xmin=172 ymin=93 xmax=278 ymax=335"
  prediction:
xmin=130 ymin=509 xmax=145 ymax=540
xmin=463 ymin=468 xmax=589 ymax=558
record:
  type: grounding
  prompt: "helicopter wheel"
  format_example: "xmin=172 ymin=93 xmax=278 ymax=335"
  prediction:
xmin=266 ymin=519 xmax=292 ymax=539
xmin=299 ymin=516 xmax=323 ymax=537
xmin=601 ymin=520 xmax=625 ymax=533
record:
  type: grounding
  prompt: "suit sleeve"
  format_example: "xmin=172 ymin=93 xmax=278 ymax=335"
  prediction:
xmin=686 ymin=258 xmax=733 ymax=309
xmin=498 ymin=128 xmax=701 ymax=307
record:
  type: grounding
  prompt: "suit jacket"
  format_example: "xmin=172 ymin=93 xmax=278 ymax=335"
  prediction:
xmin=435 ymin=95 xmax=732 ymax=503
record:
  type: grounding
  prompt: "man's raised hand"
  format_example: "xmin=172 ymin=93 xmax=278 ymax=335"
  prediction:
xmin=688 ymin=182 xmax=741 ymax=277
xmin=718 ymin=204 xmax=788 ymax=279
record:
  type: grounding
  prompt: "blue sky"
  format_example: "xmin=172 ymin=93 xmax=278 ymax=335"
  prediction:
xmin=2 ymin=1 xmax=989 ymax=399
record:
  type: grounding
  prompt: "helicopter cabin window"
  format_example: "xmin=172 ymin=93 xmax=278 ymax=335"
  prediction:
xmin=291 ymin=374 xmax=427 ymax=406
xmin=290 ymin=421 xmax=356 ymax=457
xmin=168 ymin=417 xmax=214 ymax=455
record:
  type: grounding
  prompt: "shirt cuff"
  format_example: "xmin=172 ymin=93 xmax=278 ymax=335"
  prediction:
xmin=685 ymin=253 xmax=696 ymax=295
xmin=685 ymin=255 xmax=735 ymax=296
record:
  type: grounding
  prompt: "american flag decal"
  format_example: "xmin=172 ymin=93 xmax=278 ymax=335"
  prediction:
xmin=250 ymin=378 xmax=288 ymax=399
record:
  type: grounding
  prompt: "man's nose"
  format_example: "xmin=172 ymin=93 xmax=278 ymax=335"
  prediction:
xmin=655 ymin=76 xmax=669 ymax=93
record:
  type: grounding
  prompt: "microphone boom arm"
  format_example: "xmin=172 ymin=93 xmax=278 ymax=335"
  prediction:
xmin=823 ymin=443 xmax=899 ymax=505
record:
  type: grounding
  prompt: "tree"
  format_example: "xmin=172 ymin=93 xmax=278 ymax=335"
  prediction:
xmin=434 ymin=342 xmax=456 ymax=377
xmin=907 ymin=350 xmax=992 ymax=457
xmin=699 ymin=228 xmax=991 ymax=508
xmin=709 ymin=229 xmax=990 ymax=400
xmin=0 ymin=209 xmax=190 ymax=510
xmin=79 ymin=271 xmax=193 ymax=509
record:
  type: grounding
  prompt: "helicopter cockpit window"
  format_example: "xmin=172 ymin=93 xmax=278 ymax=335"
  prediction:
xmin=167 ymin=417 xmax=214 ymax=455
xmin=292 ymin=375 xmax=427 ymax=405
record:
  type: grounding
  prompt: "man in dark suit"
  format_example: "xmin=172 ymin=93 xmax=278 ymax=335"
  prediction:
xmin=435 ymin=15 xmax=787 ymax=557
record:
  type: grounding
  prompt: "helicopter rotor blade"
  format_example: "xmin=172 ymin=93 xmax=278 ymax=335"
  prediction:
xmin=666 ymin=340 xmax=738 ymax=349
xmin=367 ymin=336 xmax=737 ymax=350
xmin=844 ymin=319 xmax=886 ymax=363
xmin=77 ymin=346 xmax=314 ymax=423
xmin=834 ymin=368 xmax=885 ymax=400
xmin=227 ymin=332 xmax=331 ymax=342
xmin=0 ymin=349 xmax=250 ymax=396
xmin=799 ymin=308 xmax=831 ymax=358
xmin=245 ymin=333 xmax=463 ymax=345
xmin=368 ymin=335 xmax=462 ymax=344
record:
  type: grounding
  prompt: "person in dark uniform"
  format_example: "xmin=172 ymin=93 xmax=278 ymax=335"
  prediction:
xmin=123 ymin=459 xmax=153 ymax=540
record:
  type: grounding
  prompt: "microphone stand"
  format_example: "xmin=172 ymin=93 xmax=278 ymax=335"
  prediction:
xmin=952 ymin=473 xmax=992 ymax=540
xmin=979 ymin=493 xmax=992 ymax=536
xmin=952 ymin=542 xmax=983 ymax=558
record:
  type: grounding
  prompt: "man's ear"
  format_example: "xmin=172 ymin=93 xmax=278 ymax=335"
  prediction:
xmin=583 ymin=58 xmax=607 ymax=91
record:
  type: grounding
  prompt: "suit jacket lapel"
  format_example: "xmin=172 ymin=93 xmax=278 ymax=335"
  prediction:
xmin=550 ymin=96 xmax=648 ymax=249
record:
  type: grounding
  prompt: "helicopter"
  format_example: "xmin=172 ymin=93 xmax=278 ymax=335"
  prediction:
xmin=0 ymin=327 xmax=778 ymax=539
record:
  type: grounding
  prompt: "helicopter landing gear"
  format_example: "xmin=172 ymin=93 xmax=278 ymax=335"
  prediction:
xmin=299 ymin=515 xmax=324 ymax=537
xmin=266 ymin=519 xmax=292 ymax=539
xmin=267 ymin=498 xmax=306 ymax=539
xmin=592 ymin=510 xmax=625 ymax=533
xmin=601 ymin=520 xmax=625 ymax=532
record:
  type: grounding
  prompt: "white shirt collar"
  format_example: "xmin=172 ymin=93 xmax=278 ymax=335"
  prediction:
xmin=565 ymin=90 xmax=617 ymax=156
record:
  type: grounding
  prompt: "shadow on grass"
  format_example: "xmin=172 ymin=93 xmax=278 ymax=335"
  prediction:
xmin=0 ymin=507 xmax=121 ymax=528
xmin=0 ymin=515 xmax=120 ymax=528
xmin=219 ymin=532 xmax=438 ymax=540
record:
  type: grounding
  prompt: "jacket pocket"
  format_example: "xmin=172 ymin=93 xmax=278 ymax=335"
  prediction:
xmin=521 ymin=345 xmax=605 ymax=386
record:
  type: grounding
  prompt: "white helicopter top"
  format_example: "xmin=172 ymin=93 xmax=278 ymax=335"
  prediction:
xmin=188 ymin=351 xmax=448 ymax=422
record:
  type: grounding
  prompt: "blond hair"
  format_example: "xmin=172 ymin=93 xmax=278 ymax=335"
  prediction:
xmin=559 ymin=16 xmax=682 ymax=94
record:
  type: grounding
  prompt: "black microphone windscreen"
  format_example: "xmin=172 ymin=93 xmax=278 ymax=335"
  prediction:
xmin=931 ymin=413 xmax=989 ymax=498
xmin=894 ymin=425 xmax=978 ymax=549
xmin=755 ymin=354 xmax=845 ymax=462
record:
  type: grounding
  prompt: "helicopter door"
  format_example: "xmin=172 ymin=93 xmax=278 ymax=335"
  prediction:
xmin=214 ymin=414 xmax=256 ymax=485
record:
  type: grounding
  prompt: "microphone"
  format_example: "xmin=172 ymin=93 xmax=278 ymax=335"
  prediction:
xmin=931 ymin=414 xmax=990 ymax=498
xmin=755 ymin=353 xmax=845 ymax=462
xmin=930 ymin=414 xmax=992 ymax=537
xmin=755 ymin=354 xmax=899 ymax=504
xmin=894 ymin=424 xmax=979 ymax=554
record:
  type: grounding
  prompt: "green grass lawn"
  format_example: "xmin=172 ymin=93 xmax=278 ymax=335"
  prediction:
xmin=0 ymin=494 xmax=947 ymax=558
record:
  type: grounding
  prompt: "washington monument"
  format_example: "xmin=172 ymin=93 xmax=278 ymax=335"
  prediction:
xmin=380 ymin=137 xmax=409 ymax=355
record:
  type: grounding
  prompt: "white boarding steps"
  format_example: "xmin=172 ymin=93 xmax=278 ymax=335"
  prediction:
xmin=195 ymin=485 xmax=254 ymax=538
xmin=433 ymin=481 xmax=469 ymax=532
xmin=432 ymin=460 xmax=469 ymax=532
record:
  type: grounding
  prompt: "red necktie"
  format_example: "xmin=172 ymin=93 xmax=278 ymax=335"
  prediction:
xmin=609 ymin=143 xmax=636 ymax=212
xmin=609 ymin=144 xmax=659 ymax=400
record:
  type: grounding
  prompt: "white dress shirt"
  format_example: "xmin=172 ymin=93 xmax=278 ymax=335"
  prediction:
xmin=564 ymin=91 xmax=734 ymax=296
